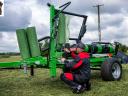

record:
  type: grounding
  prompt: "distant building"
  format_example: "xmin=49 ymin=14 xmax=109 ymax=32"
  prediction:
xmin=0 ymin=1 xmax=3 ymax=15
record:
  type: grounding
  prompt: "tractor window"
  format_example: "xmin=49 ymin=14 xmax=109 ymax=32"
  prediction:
xmin=69 ymin=17 xmax=83 ymax=39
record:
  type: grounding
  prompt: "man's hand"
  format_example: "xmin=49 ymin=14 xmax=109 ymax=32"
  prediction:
xmin=64 ymin=48 xmax=70 ymax=53
xmin=61 ymin=58 xmax=66 ymax=62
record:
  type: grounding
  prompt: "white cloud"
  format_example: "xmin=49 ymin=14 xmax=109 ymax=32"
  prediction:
xmin=27 ymin=0 xmax=50 ymax=38
xmin=0 ymin=1 xmax=32 ymax=31
xmin=0 ymin=32 xmax=19 ymax=52
xmin=0 ymin=0 xmax=128 ymax=52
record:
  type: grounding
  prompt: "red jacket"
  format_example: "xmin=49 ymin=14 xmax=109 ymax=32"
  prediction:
xmin=64 ymin=51 xmax=91 ymax=80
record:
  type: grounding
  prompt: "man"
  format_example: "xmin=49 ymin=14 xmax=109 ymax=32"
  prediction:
xmin=61 ymin=42 xmax=91 ymax=94
xmin=62 ymin=44 xmax=77 ymax=72
xmin=0 ymin=1 xmax=3 ymax=15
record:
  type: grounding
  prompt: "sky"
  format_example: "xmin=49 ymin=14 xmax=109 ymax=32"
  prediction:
xmin=0 ymin=0 xmax=128 ymax=52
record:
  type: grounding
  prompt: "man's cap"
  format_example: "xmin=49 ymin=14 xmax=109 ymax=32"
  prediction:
xmin=70 ymin=44 xmax=77 ymax=48
xmin=64 ymin=43 xmax=70 ymax=48
xmin=77 ymin=42 xmax=85 ymax=49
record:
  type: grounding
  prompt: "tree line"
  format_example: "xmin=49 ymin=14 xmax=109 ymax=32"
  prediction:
xmin=0 ymin=52 xmax=20 ymax=56
xmin=118 ymin=43 xmax=128 ymax=53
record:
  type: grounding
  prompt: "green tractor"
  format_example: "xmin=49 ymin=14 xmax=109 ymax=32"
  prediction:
xmin=0 ymin=2 xmax=122 ymax=81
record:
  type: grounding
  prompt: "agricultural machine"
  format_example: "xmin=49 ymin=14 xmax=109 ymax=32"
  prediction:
xmin=0 ymin=2 xmax=122 ymax=81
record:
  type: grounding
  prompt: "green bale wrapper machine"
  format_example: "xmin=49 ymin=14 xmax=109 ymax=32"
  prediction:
xmin=0 ymin=2 xmax=122 ymax=81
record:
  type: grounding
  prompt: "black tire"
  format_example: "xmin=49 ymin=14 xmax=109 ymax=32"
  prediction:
xmin=101 ymin=58 xmax=122 ymax=81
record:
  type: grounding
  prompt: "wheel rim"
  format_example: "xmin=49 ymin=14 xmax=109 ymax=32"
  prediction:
xmin=112 ymin=63 xmax=121 ymax=79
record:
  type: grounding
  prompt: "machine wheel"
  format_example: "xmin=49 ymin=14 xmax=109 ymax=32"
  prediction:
xmin=101 ymin=58 xmax=122 ymax=81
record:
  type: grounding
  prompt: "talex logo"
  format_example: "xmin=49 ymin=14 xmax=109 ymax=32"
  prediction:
xmin=0 ymin=1 xmax=3 ymax=15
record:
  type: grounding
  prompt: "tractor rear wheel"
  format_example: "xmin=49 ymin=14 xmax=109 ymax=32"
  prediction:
xmin=101 ymin=58 xmax=122 ymax=81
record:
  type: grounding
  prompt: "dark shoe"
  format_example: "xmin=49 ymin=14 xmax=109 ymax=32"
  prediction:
xmin=84 ymin=82 xmax=91 ymax=91
xmin=72 ymin=85 xmax=86 ymax=94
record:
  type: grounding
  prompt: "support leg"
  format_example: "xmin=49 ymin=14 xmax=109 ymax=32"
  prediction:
xmin=30 ymin=65 xmax=34 ymax=76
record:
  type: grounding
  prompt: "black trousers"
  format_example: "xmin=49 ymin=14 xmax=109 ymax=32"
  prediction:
xmin=60 ymin=73 xmax=90 ymax=89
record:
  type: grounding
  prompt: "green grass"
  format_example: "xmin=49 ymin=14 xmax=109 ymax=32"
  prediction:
xmin=0 ymin=65 xmax=128 ymax=96
xmin=0 ymin=56 xmax=21 ymax=62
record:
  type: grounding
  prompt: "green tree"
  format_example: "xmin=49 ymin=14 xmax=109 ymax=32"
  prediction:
xmin=118 ymin=43 xmax=128 ymax=53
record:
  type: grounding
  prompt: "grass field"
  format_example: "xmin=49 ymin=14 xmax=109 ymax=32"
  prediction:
xmin=0 ymin=56 xmax=21 ymax=62
xmin=0 ymin=57 xmax=128 ymax=96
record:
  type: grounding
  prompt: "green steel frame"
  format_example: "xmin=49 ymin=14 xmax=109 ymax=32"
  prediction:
xmin=49 ymin=5 xmax=57 ymax=77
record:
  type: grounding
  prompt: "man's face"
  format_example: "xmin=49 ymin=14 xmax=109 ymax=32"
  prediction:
xmin=76 ymin=48 xmax=83 ymax=53
xmin=70 ymin=48 xmax=76 ymax=52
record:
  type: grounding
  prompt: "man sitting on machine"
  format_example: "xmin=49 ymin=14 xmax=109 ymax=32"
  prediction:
xmin=61 ymin=42 xmax=91 ymax=94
